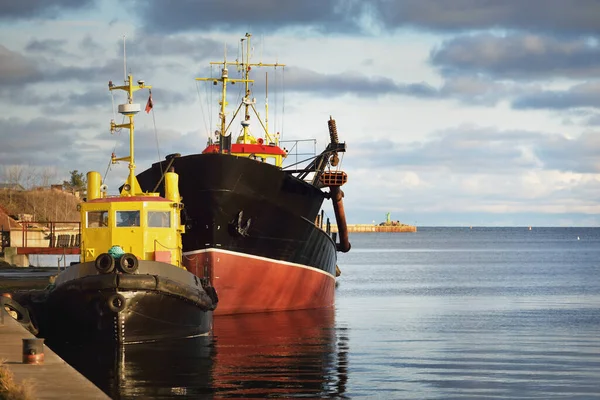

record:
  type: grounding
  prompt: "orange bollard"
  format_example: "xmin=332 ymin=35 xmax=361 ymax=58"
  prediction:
xmin=22 ymin=338 xmax=44 ymax=365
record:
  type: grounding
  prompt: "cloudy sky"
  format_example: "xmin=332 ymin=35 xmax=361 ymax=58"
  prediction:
xmin=1 ymin=0 xmax=599 ymax=226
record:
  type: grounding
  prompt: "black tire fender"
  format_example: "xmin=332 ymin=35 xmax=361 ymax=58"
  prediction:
xmin=118 ymin=253 xmax=139 ymax=274
xmin=0 ymin=297 xmax=39 ymax=335
xmin=107 ymin=293 xmax=126 ymax=313
xmin=1 ymin=296 xmax=30 ymax=323
xmin=95 ymin=253 xmax=115 ymax=274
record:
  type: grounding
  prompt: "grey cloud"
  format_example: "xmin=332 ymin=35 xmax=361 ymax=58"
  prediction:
xmin=372 ymin=0 xmax=600 ymax=35
xmin=45 ymin=58 xmax=124 ymax=83
xmin=586 ymin=114 xmax=600 ymax=125
xmin=512 ymin=82 xmax=600 ymax=110
xmin=41 ymin=90 xmax=113 ymax=115
xmin=127 ymin=0 xmax=372 ymax=34
xmin=0 ymin=45 xmax=43 ymax=86
xmin=275 ymin=67 xmax=437 ymax=97
xmin=31 ymin=86 xmax=188 ymax=116
xmin=270 ymin=68 xmax=523 ymax=104
xmin=561 ymin=110 xmax=600 ymax=126
xmin=0 ymin=48 xmax=122 ymax=90
xmin=539 ymin=131 xmax=600 ymax=173
xmin=362 ymin=59 xmax=375 ymax=67
xmin=125 ymin=0 xmax=600 ymax=35
xmin=438 ymin=76 xmax=526 ymax=105
xmin=0 ymin=0 xmax=96 ymax=20
xmin=25 ymin=38 xmax=69 ymax=55
xmin=355 ymin=125 xmax=599 ymax=174
xmin=0 ymin=53 xmax=191 ymax=115
xmin=0 ymin=117 xmax=82 ymax=165
xmin=355 ymin=128 xmax=541 ymax=172
xmin=134 ymin=34 xmax=220 ymax=61
xmin=144 ymin=88 xmax=189 ymax=110
xmin=431 ymin=33 xmax=600 ymax=80
xmin=79 ymin=36 xmax=104 ymax=55
xmin=132 ymin=129 xmax=201 ymax=163
xmin=192 ymin=64 xmax=536 ymax=105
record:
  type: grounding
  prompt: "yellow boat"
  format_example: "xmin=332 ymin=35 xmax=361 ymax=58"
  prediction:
xmin=5 ymin=73 xmax=217 ymax=345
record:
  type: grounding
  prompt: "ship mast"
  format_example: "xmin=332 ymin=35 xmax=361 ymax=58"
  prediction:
xmin=196 ymin=33 xmax=285 ymax=149
xmin=108 ymin=74 xmax=151 ymax=195
xmin=196 ymin=46 xmax=250 ymax=153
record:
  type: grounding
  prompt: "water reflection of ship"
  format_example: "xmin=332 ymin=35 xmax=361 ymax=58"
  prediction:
xmin=212 ymin=307 xmax=348 ymax=398
xmin=49 ymin=308 xmax=348 ymax=399
xmin=49 ymin=337 xmax=215 ymax=400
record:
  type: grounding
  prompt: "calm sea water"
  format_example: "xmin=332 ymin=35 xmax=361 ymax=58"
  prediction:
xmin=52 ymin=227 xmax=600 ymax=399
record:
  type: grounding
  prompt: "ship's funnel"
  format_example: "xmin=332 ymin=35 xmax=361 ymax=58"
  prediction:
xmin=164 ymin=172 xmax=181 ymax=204
xmin=87 ymin=171 xmax=102 ymax=200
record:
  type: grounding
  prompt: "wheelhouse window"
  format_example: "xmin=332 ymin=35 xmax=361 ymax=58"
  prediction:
xmin=87 ymin=211 xmax=108 ymax=228
xmin=116 ymin=211 xmax=140 ymax=227
xmin=148 ymin=211 xmax=171 ymax=228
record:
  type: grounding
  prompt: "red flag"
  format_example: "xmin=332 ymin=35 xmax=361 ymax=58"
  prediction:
xmin=145 ymin=90 xmax=153 ymax=113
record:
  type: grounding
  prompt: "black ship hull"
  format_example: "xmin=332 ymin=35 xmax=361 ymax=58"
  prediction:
xmin=137 ymin=153 xmax=337 ymax=274
xmin=136 ymin=153 xmax=338 ymax=314
xmin=13 ymin=260 xmax=216 ymax=345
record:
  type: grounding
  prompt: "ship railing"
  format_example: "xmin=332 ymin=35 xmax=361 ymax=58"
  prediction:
xmin=281 ymin=139 xmax=316 ymax=165
xmin=281 ymin=139 xmax=320 ymax=181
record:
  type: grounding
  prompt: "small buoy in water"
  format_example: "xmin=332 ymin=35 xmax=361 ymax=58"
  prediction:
xmin=577 ymin=236 xmax=580 ymax=240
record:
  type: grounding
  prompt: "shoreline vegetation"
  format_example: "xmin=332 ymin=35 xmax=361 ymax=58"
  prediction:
xmin=0 ymin=361 xmax=35 ymax=400
xmin=0 ymin=189 xmax=80 ymax=224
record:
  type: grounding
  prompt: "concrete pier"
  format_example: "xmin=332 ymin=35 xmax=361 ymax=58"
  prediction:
xmin=330 ymin=223 xmax=417 ymax=233
xmin=0 ymin=309 xmax=109 ymax=399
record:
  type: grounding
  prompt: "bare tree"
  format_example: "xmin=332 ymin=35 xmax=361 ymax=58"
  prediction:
xmin=2 ymin=165 xmax=25 ymax=187
xmin=24 ymin=166 xmax=39 ymax=189
xmin=40 ymin=167 xmax=57 ymax=188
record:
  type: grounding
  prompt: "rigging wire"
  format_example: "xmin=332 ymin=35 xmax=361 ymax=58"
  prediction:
xmin=150 ymin=92 xmax=161 ymax=166
xmin=210 ymin=65 xmax=214 ymax=134
xmin=234 ymin=50 xmax=245 ymax=136
xmin=196 ymin=81 xmax=210 ymax=141
xmin=149 ymin=90 xmax=162 ymax=163
xmin=102 ymin=156 xmax=113 ymax=183
xmin=274 ymin=65 xmax=277 ymax=136
xmin=282 ymin=66 xmax=286 ymax=140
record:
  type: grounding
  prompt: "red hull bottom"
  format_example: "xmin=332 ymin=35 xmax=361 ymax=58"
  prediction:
xmin=184 ymin=249 xmax=336 ymax=315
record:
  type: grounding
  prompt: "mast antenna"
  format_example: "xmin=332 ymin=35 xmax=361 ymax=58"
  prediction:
xmin=123 ymin=35 xmax=127 ymax=84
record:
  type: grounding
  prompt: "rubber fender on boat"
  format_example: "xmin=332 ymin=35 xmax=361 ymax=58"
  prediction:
xmin=204 ymin=286 xmax=219 ymax=305
xmin=117 ymin=274 xmax=157 ymax=291
xmin=95 ymin=253 xmax=115 ymax=274
xmin=107 ymin=293 xmax=126 ymax=313
xmin=155 ymin=277 xmax=216 ymax=310
xmin=118 ymin=253 xmax=139 ymax=274
xmin=0 ymin=296 xmax=39 ymax=336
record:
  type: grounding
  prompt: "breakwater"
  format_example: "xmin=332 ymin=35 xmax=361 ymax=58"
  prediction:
xmin=330 ymin=224 xmax=417 ymax=233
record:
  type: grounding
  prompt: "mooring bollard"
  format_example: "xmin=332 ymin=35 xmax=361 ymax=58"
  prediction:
xmin=22 ymin=338 xmax=45 ymax=365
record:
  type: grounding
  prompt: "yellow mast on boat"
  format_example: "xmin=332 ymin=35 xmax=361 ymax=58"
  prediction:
xmin=196 ymin=33 xmax=286 ymax=165
xmin=108 ymin=74 xmax=151 ymax=196
xmin=196 ymin=43 xmax=251 ymax=153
